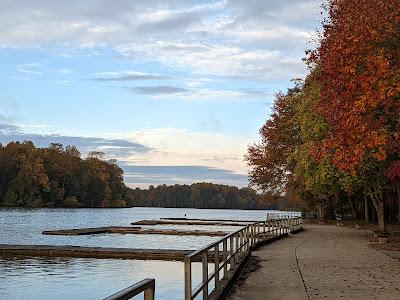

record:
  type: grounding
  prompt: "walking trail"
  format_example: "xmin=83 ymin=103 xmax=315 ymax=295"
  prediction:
xmin=228 ymin=224 xmax=400 ymax=300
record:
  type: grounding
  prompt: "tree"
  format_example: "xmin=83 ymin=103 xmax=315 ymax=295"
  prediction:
xmin=313 ymin=0 xmax=400 ymax=231
xmin=245 ymin=87 xmax=301 ymax=195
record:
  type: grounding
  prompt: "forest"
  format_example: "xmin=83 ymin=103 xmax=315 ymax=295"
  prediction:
xmin=0 ymin=141 xmax=127 ymax=208
xmin=246 ymin=0 xmax=400 ymax=232
xmin=0 ymin=141 xmax=296 ymax=210
xmin=128 ymin=183 xmax=298 ymax=210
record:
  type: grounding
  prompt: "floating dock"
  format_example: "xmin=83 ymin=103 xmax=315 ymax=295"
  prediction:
xmin=0 ymin=244 xmax=220 ymax=262
xmin=132 ymin=219 xmax=251 ymax=226
xmin=42 ymin=226 xmax=228 ymax=237
xmin=160 ymin=217 xmax=260 ymax=223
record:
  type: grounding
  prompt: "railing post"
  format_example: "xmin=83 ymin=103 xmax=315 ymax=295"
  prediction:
xmin=252 ymin=224 xmax=255 ymax=245
xmin=230 ymin=236 xmax=235 ymax=268
xmin=202 ymin=252 xmax=208 ymax=300
xmin=243 ymin=228 xmax=247 ymax=251
xmin=144 ymin=285 xmax=155 ymax=300
xmin=278 ymin=219 xmax=281 ymax=235
xmin=268 ymin=220 xmax=271 ymax=236
xmin=263 ymin=221 xmax=266 ymax=239
xmin=223 ymin=239 xmax=228 ymax=279
xmin=214 ymin=245 xmax=220 ymax=292
xmin=247 ymin=227 xmax=250 ymax=250
xmin=239 ymin=230 xmax=243 ymax=251
xmin=184 ymin=257 xmax=192 ymax=300
xmin=235 ymin=233 xmax=239 ymax=262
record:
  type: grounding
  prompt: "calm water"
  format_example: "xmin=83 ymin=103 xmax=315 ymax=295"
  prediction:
xmin=0 ymin=207 xmax=290 ymax=299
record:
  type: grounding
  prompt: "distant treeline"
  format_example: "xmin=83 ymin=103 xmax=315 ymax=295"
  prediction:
xmin=127 ymin=183 xmax=297 ymax=210
xmin=0 ymin=141 xmax=297 ymax=210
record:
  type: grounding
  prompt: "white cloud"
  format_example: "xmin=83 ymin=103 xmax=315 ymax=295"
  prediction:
xmin=0 ymin=0 xmax=323 ymax=81
xmin=106 ymin=127 xmax=252 ymax=175
xmin=117 ymin=41 xmax=306 ymax=80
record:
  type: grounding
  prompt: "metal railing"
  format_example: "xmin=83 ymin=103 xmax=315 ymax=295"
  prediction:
xmin=184 ymin=216 xmax=302 ymax=300
xmin=103 ymin=278 xmax=155 ymax=300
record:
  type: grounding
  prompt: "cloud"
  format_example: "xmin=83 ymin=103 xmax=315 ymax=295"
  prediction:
xmin=126 ymin=85 xmax=272 ymax=102
xmin=116 ymin=41 xmax=307 ymax=80
xmin=130 ymin=85 xmax=191 ymax=95
xmin=109 ymin=127 xmax=252 ymax=175
xmin=0 ymin=0 xmax=323 ymax=81
xmin=0 ymin=123 xmax=150 ymax=158
xmin=17 ymin=63 xmax=44 ymax=75
xmin=137 ymin=11 xmax=201 ymax=34
xmin=92 ymin=72 xmax=170 ymax=81
xmin=56 ymin=68 xmax=73 ymax=74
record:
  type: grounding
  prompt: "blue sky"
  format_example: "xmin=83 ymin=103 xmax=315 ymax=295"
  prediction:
xmin=0 ymin=0 xmax=323 ymax=188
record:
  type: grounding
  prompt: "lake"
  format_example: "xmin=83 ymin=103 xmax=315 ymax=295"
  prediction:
xmin=0 ymin=207 xmax=293 ymax=299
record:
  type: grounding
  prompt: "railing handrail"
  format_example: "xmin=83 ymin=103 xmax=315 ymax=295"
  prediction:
xmin=186 ymin=224 xmax=251 ymax=258
xmin=103 ymin=278 xmax=155 ymax=300
xmin=186 ymin=216 xmax=300 ymax=259
xmin=184 ymin=215 xmax=302 ymax=300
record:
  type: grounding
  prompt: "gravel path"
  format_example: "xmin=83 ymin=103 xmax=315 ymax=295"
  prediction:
xmin=227 ymin=224 xmax=400 ymax=300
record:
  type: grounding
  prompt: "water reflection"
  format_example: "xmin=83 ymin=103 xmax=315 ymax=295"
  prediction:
xmin=0 ymin=256 xmax=205 ymax=300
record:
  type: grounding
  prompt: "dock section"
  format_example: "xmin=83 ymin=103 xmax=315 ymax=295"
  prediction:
xmin=0 ymin=244 xmax=219 ymax=262
xmin=160 ymin=217 xmax=260 ymax=223
xmin=42 ymin=226 xmax=228 ymax=237
xmin=132 ymin=219 xmax=251 ymax=226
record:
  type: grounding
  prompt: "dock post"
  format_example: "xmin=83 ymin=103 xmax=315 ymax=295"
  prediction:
xmin=202 ymin=252 xmax=208 ymax=299
xmin=235 ymin=233 xmax=239 ymax=262
xmin=144 ymin=285 xmax=155 ymax=300
xmin=223 ymin=239 xmax=228 ymax=278
xmin=214 ymin=245 xmax=220 ymax=292
xmin=230 ymin=236 xmax=234 ymax=269
xmin=184 ymin=257 xmax=192 ymax=300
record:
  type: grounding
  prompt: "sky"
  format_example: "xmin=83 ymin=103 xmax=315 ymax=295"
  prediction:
xmin=0 ymin=0 xmax=323 ymax=188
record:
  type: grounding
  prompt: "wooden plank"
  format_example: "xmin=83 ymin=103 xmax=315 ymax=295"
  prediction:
xmin=132 ymin=219 xmax=249 ymax=227
xmin=42 ymin=226 xmax=140 ymax=236
xmin=0 ymin=244 xmax=222 ymax=262
xmin=160 ymin=218 xmax=260 ymax=223
xmin=42 ymin=226 xmax=228 ymax=237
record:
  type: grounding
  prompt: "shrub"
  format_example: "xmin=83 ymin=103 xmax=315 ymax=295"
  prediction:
xmin=111 ymin=199 xmax=127 ymax=208
xmin=64 ymin=196 xmax=81 ymax=208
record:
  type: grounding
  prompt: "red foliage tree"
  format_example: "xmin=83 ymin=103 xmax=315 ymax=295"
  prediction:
xmin=314 ymin=0 xmax=400 ymax=230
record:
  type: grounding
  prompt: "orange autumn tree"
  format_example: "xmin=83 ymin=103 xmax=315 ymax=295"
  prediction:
xmin=314 ymin=0 xmax=400 ymax=231
xmin=246 ymin=87 xmax=301 ymax=196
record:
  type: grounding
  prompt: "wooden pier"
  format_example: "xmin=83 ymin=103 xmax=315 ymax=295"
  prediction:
xmin=160 ymin=217 xmax=260 ymax=223
xmin=132 ymin=219 xmax=251 ymax=227
xmin=42 ymin=226 xmax=228 ymax=237
xmin=0 ymin=244 xmax=219 ymax=262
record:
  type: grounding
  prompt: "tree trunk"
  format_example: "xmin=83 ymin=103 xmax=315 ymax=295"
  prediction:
xmin=377 ymin=200 xmax=385 ymax=232
xmin=370 ymin=194 xmax=386 ymax=232
xmin=347 ymin=195 xmax=358 ymax=220
xmin=61 ymin=175 xmax=66 ymax=206
xmin=397 ymin=187 xmax=400 ymax=225
xmin=364 ymin=194 xmax=369 ymax=224
xmin=367 ymin=184 xmax=386 ymax=232
xmin=318 ymin=202 xmax=325 ymax=221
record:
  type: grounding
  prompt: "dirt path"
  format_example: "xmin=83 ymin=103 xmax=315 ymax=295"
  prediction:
xmin=227 ymin=224 xmax=400 ymax=300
